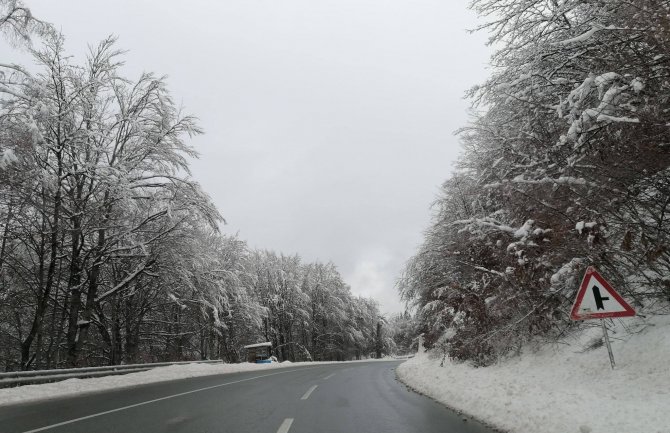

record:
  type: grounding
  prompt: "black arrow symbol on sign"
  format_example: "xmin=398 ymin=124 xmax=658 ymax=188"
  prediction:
xmin=592 ymin=286 xmax=610 ymax=310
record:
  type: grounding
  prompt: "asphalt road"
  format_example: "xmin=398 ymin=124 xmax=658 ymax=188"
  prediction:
xmin=0 ymin=361 xmax=496 ymax=433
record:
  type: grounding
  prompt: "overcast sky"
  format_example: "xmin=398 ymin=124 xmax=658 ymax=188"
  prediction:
xmin=4 ymin=0 xmax=492 ymax=314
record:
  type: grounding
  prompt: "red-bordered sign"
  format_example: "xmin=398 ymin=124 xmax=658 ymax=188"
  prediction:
xmin=570 ymin=266 xmax=635 ymax=320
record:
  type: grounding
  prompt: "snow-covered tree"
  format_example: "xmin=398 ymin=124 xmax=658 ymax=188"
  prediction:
xmin=0 ymin=25 xmax=390 ymax=371
xmin=0 ymin=0 xmax=53 ymax=45
xmin=400 ymin=0 xmax=670 ymax=364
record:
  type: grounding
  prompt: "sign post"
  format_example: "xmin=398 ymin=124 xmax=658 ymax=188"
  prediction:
xmin=570 ymin=266 xmax=635 ymax=369
xmin=600 ymin=319 xmax=615 ymax=369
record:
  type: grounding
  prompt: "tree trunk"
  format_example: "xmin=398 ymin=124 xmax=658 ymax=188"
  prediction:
xmin=21 ymin=151 xmax=63 ymax=370
xmin=376 ymin=321 xmax=382 ymax=359
xmin=64 ymin=213 xmax=84 ymax=367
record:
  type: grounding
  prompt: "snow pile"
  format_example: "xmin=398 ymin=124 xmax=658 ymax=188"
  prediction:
xmin=397 ymin=314 xmax=670 ymax=433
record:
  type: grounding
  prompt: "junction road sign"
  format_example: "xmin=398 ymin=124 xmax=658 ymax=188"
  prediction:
xmin=570 ymin=266 xmax=635 ymax=320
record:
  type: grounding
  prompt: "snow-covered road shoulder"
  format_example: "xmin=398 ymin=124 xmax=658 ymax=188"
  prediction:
xmin=396 ymin=315 xmax=670 ymax=433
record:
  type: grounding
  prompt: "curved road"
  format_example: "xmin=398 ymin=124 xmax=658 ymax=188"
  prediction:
xmin=0 ymin=361 xmax=495 ymax=433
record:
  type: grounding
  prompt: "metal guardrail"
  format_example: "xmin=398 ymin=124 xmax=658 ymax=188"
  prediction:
xmin=0 ymin=360 xmax=222 ymax=388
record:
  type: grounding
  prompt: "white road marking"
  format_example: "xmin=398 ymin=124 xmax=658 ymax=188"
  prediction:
xmin=323 ymin=372 xmax=336 ymax=380
xmin=20 ymin=368 xmax=319 ymax=433
xmin=301 ymin=384 xmax=318 ymax=400
xmin=276 ymin=418 xmax=294 ymax=433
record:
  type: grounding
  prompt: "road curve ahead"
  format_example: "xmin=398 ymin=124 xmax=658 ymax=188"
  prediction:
xmin=0 ymin=361 xmax=496 ymax=433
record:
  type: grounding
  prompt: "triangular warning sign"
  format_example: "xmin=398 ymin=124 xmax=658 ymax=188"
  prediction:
xmin=570 ymin=267 xmax=635 ymax=320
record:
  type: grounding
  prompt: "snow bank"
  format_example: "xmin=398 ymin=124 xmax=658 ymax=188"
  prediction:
xmin=397 ymin=314 xmax=670 ymax=433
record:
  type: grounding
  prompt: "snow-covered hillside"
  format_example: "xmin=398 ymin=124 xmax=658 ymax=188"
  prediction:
xmin=397 ymin=314 xmax=670 ymax=433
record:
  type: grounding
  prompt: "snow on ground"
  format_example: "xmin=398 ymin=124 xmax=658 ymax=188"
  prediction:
xmin=0 ymin=358 xmax=393 ymax=407
xmin=397 ymin=314 xmax=670 ymax=433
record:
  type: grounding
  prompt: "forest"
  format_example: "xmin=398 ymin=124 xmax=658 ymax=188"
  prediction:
xmin=0 ymin=2 xmax=400 ymax=371
xmin=400 ymin=0 xmax=670 ymax=365
xmin=5 ymin=0 xmax=668 ymax=374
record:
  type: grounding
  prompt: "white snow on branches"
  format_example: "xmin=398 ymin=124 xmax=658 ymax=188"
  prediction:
xmin=556 ymin=24 xmax=618 ymax=45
